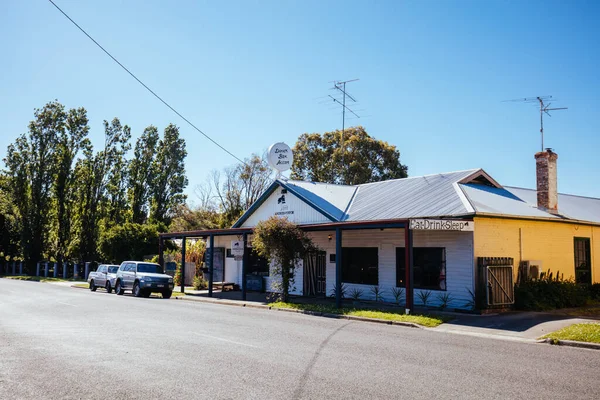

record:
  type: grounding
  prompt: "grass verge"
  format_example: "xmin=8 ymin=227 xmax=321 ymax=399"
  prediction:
xmin=269 ymin=301 xmax=449 ymax=327
xmin=73 ymin=283 xmax=89 ymax=288
xmin=542 ymin=323 xmax=600 ymax=344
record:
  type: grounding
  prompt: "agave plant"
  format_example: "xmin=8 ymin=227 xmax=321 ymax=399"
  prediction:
xmin=391 ymin=286 xmax=405 ymax=306
xmin=349 ymin=287 xmax=364 ymax=301
xmin=436 ymin=292 xmax=454 ymax=310
xmin=370 ymin=285 xmax=384 ymax=302
xmin=464 ymin=287 xmax=476 ymax=310
xmin=417 ymin=290 xmax=432 ymax=307
xmin=329 ymin=282 xmax=347 ymax=299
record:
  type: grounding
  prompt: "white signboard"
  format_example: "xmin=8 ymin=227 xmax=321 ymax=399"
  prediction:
xmin=410 ymin=219 xmax=474 ymax=232
xmin=267 ymin=142 xmax=293 ymax=172
xmin=231 ymin=240 xmax=244 ymax=256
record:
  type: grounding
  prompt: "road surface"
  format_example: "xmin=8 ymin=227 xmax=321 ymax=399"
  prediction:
xmin=1 ymin=278 xmax=598 ymax=399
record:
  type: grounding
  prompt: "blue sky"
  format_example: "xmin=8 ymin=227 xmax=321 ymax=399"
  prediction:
xmin=1 ymin=0 xmax=599 ymax=202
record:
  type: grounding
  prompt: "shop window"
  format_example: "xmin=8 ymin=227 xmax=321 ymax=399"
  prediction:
xmin=396 ymin=247 xmax=446 ymax=290
xmin=342 ymin=247 xmax=378 ymax=285
xmin=574 ymin=238 xmax=591 ymax=284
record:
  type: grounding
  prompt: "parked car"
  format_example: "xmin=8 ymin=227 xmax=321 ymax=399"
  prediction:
xmin=88 ymin=264 xmax=120 ymax=293
xmin=114 ymin=261 xmax=174 ymax=298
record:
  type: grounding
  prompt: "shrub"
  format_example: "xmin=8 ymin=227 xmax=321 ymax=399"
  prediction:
xmin=514 ymin=273 xmax=589 ymax=311
xmin=329 ymin=282 xmax=347 ymax=299
xmin=193 ymin=275 xmax=208 ymax=290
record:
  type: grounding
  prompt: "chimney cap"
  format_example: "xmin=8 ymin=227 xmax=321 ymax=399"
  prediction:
xmin=545 ymin=147 xmax=554 ymax=153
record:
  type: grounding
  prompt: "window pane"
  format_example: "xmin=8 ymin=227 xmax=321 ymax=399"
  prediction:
xmin=342 ymin=247 xmax=378 ymax=285
xmin=396 ymin=247 xmax=446 ymax=290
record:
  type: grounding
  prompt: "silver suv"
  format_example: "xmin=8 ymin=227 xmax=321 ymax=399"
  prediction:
xmin=114 ymin=261 xmax=174 ymax=299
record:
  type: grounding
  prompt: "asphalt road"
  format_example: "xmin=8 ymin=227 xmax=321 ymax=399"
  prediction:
xmin=1 ymin=279 xmax=599 ymax=400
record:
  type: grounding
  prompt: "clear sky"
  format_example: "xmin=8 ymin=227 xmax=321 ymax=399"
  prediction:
xmin=1 ymin=0 xmax=599 ymax=202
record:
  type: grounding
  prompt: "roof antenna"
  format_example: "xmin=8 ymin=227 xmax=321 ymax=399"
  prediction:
xmin=503 ymin=95 xmax=568 ymax=151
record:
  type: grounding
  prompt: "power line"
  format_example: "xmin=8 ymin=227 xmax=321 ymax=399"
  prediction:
xmin=47 ymin=0 xmax=246 ymax=165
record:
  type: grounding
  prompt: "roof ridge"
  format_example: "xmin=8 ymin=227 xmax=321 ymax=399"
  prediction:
xmin=285 ymin=179 xmax=357 ymax=188
xmin=357 ymin=169 xmax=480 ymax=187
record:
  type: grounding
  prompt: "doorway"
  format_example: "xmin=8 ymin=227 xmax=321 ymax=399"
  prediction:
xmin=303 ymin=251 xmax=326 ymax=296
xmin=574 ymin=238 xmax=591 ymax=284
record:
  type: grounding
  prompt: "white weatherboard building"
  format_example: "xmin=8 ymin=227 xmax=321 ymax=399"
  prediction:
xmin=159 ymin=158 xmax=600 ymax=310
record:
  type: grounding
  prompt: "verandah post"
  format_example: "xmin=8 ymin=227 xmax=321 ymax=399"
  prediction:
xmin=242 ymin=232 xmax=248 ymax=301
xmin=158 ymin=236 xmax=164 ymax=270
xmin=208 ymin=234 xmax=214 ymax=297
xmin=181 ymin=237 xmax=186 ymax=294
xmin=405 ymin=225 xmax=414 ymax=314
xmin=335 ymin=227 xmax=342 ymax=309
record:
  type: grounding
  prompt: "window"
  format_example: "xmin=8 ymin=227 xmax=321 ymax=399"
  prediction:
xmin=342 ymin=247 xmax=378 ymax=285
xmin=574 ymin=238 xmax=591 ymax=284
xmin=397 ymin=247 xmax=446 ymax=290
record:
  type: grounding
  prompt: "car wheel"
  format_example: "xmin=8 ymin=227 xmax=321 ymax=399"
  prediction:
xmin=105 ymin=281 xmax=112 ymax=294
xmin=162 ymin=290 xmax=172 ymax=299
xmin=89 ymin=280 xmax=97 ymax=292
xmin=133 ymin=281 xmax=142 ymax=298
xmin=115 ymin=280 xmax=124 ymax=296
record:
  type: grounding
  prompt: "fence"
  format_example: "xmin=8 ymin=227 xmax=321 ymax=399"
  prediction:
xmin=0 ymin=259 xmax=100 ymax=280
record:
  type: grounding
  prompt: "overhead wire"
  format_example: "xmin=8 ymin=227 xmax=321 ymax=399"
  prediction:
xmin=47 ymin=0 xmax=247 ymax=165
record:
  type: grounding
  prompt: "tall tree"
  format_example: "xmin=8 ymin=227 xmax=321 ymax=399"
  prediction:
xmin=149 ymin=124 xmax=188 ymax=225
xmin=0 ymin=173 xmax=20 ymax=260
xmin=74 ymin=118 xmax=130 ymax=261
xmin=4 ymin=102 xmax=63 ymax=267
xmin=290 ymin=126 xmax=408 ymax=185
xmin=53 ymin=107 xmax=90 ymax=263
xmin=103 ymin=118 xmax=131 ymax=226
xmin=128 ymin=126 xmax=159 ymax=224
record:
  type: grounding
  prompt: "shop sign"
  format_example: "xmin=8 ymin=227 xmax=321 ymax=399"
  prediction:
xmin=409 ymin=219 xmax=474 ymax=231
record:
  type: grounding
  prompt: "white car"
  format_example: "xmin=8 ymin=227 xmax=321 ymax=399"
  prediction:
xmin=88 ymin=264 xmax=120 ymax=293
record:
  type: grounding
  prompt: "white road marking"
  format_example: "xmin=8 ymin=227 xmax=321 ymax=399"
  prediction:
xmin=192 ymin=332 xmax=258 ymax=348
xmin=56 ymin=301 xmax=77 ymax=307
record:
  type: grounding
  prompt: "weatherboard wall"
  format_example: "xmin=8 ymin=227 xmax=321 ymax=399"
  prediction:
xmin=240 ymin=185 xmax=331 ymax=228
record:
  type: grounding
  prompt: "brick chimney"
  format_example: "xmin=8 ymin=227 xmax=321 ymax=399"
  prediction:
xmin=534 ymin=149 xmax=558 ymax=214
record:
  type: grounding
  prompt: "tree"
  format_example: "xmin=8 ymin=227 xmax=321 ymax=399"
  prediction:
xmin=290 ymin=126 xmax=408 ymax=185
xmin=128 ymin=126 xmax=159 ymax=224
xmin=252 ymin=216 xmax=318 ymax=302
xmin=53 ymin=106 xmax=90 ymax=263
xmin=168 ymin=203 xmax=219 ymax=233
xmin=149 ymin=124 xmax=188 ymax=225
xmin=198 ymin=153 xmax=272 ymax=228
xmin=3 ymin=102 xmax=64 ymax=267
xmin=98 ymin=222 xmax=160 ymax=263
xmin=73 ymin=118 xmax=131 ymax=261
xmin=0 ymin=174 xmax=20 ymax=260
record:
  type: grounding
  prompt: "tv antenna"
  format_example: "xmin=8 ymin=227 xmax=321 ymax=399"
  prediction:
xmin=503 ymin=95 xmax=568 ymax=151
xmin=324 ymin=79 xmax=361 ymax=182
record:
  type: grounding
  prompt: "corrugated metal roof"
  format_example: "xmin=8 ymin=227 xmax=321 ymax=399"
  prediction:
xmin=283 ymin=180 xmax=357 ymax=221
xmin=459 ymin=184 xmax=560 ymax=219
xmin=259 ymin=170 xmax=600 ymax=226
xmin=345 ymin=170 xmax=478 ymax=221
xmin=505 ymin=186 xmax=600 ymax=224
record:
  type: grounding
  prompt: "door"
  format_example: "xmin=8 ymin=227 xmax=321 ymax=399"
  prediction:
xmin=304 ymin=251 xmax=326 ymax=296
xmin=96 ymin=266 xmax=106 ymax=286
xmin=574 ymin=238 xmax=592 ymax=284
xmin=212 ymin=248 xmax=225 ymax=283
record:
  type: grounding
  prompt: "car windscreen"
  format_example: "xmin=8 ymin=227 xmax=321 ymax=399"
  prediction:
xmin=136 ymin=263 xmax=163 ymax=274
xmin=108 ymin=266 xmax=119 ymax=273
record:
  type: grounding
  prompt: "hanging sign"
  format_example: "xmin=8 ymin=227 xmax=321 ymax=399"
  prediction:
xmin=231 ymin=240 xmax=245 ymax=257
xmin=409 ymin=219 xmax=474 ymax=232
xmin=267 ymin=142 xmax=293 ymax=172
